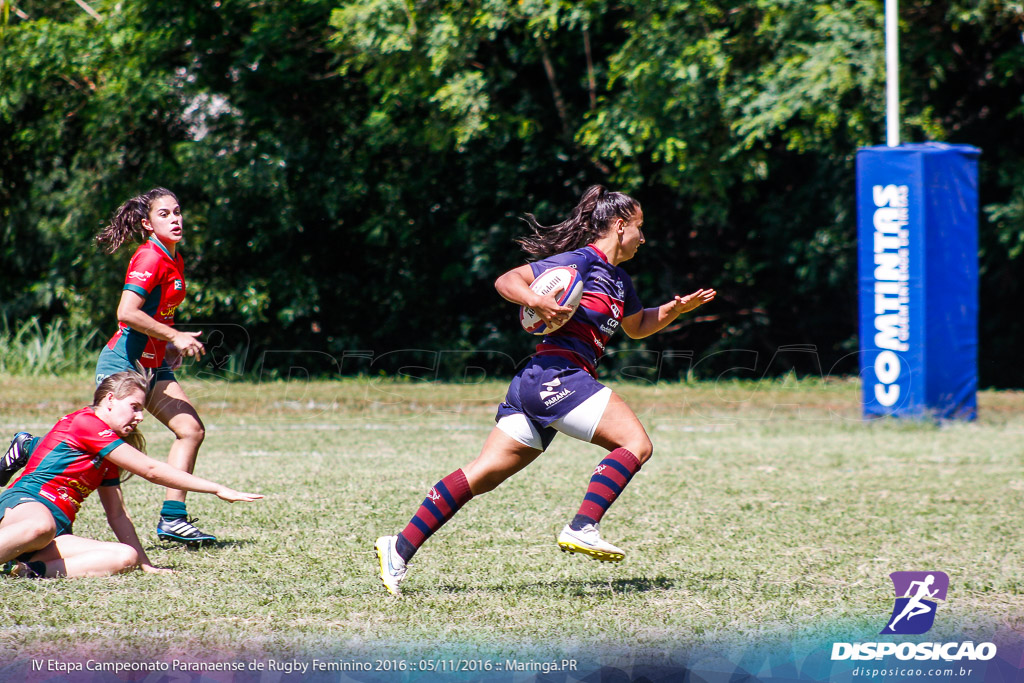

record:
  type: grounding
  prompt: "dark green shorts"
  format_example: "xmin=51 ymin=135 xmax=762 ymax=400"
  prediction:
xmin=0 ymin=488 xmax=73 ymax=537
xmin=95 ymin=346 xmax=175 ymax=387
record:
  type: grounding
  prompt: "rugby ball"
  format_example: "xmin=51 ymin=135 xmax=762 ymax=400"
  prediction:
xmin=519 ymin=266 xmax=584 ymax=335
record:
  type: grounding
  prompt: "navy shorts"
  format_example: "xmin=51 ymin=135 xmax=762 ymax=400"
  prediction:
xmin=96 ymin=346 xmax=175 ymax=387
xmin=495 ymin=355 xmax=612 ymax=451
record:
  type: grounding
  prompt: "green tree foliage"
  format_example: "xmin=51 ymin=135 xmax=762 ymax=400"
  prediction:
xmin=2 ymin=1 xmax=1022 ymax=384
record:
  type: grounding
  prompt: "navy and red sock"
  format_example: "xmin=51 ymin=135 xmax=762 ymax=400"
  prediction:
xmin=570 ymin=447 xmax=642 ymax=530
xmin=395 ymin=468 xmax=473 ymax=563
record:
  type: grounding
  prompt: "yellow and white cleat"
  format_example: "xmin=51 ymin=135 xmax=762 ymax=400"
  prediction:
xmin=557 ymin=523 xmax=625 ymax=562
xmin=374 ymin=535 xmax=408 ymax=596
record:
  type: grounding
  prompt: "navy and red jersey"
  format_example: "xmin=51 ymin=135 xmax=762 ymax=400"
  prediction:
xmin=6 ymin=408 xmax=124 ymax=523
xmin=104 ymin=237 xmax=186 ymax=368
xmin=528 ymin=244 xmax=643 ymax=375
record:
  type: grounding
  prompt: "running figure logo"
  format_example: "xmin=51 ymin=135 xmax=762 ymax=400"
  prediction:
xmin=539 ymin=377 xmax=573 ymax=407
xmin=881 ymin=571 xmax=949 ymax=635
xmin=539 ymin=378 xmax=562 ymax=399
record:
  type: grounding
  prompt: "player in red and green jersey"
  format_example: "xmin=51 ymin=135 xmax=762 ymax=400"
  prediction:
xmin=99 ymin=224 xmax=188 ymax=383
xmin=0 ymin=371 xmax=261 ymax=579
xmin=3 ymin=189 xmax=217 ymax=546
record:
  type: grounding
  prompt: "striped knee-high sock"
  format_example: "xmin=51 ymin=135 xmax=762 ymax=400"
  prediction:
xmin=571 ymin=448 xmax=641 ymax=529
xmin=395 ymin=469 xmax=473 ymax=563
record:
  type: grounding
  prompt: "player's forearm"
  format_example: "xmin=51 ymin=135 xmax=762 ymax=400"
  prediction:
xmin=146 ymin=464 xmax=221 ymax=495
xmin=123 ymin=457 xmax=221 ymax=495
xmin=116 ymin=306 xmax=177 ymax=342
xmin=631 ymin=303 xmax=680 ymax=338
xmin=108 ymin=445 xmax=229 ymax=496
xmin=495 ymin=269 xmax=541 ymax=308
xmin=106 ymin=511 xmax=151 ymax=567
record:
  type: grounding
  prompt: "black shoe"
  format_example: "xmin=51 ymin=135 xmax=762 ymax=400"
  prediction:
xmin=156 ymin=516 xmax=217 ymax=546
xmin=0 ymin=432 xmax=34 ymax=487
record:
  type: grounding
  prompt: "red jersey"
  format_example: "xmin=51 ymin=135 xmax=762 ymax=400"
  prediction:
xmin=7 ymin=408 xmax=124 ymax=523
xmin=104 ymin=237 xmax=186 ymax=367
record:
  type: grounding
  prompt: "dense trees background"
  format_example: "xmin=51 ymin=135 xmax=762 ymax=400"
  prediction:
xmin=1 ymin=1 xmax=1022 ymax=385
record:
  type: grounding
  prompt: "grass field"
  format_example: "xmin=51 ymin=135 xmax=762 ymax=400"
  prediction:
xmin=1 ymin=374 xmax=1022 ymax=671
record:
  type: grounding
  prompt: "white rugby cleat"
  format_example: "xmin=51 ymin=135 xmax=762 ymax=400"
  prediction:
xmin=374 ymin=535 xmax=408 ymax=596
xmin=557 ymin=523 xmax=625 ymax=562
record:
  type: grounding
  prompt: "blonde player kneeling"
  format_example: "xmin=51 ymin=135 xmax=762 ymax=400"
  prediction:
xmin=0 ymin=371 xmax=261 ymax=578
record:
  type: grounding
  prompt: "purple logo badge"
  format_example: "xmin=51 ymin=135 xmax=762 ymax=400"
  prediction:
xmin=881 ymin=571 xmax=949 ymax=635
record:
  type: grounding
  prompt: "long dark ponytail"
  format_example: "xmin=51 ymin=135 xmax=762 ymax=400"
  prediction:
xmin=517 ymin=185 xmax=641 ymax=259
xmin=95 ymin=187 xmax=178 ymax=254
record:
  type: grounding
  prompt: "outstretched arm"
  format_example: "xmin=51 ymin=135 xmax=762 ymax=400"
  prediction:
xmin=98 ymin=484 xmax=171 ymax=574
xmin=105 ymin=443 xmax=262 ymax=502
xmin=621 ymin=288 xmax=717 ymax=339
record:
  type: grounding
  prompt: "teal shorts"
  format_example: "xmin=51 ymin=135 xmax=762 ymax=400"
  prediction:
xmin=96 ymin=346 xmax=175 ymax=387
xmin=0 ymin=488 xmax=73 ymax=537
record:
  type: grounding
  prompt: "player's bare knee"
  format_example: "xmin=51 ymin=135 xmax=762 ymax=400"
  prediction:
xmin=176 ymin=421 xmax=205 ymax=445
xmin=632 ymin=438 xmax=653 ymax=465
xmin=116 ymin=544 xmax=140 ymax=572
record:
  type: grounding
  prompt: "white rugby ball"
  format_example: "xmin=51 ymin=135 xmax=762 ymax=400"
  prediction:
xmin=519 ymin=266 xmax=584 ymax=335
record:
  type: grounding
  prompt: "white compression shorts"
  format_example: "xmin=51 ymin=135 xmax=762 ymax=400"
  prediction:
xmin=496 ymin=386 xmax=613 ymax=451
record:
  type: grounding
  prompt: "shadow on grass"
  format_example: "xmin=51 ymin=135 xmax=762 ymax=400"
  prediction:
xmin=430 ymin=576 xmax=677 ymax=595
xmin=152 ymin=539 xmax=257 ymax=552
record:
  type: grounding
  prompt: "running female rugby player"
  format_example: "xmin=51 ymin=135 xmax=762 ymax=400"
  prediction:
xmin=375 ymin=185 xmax=715 ymax=595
